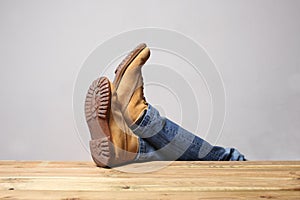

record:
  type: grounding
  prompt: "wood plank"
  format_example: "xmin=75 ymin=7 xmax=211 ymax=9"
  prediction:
xmin=0 ymin=161 xmax=299 ymax=199
xmin=1 ymin=190 xmax=300 ymax=200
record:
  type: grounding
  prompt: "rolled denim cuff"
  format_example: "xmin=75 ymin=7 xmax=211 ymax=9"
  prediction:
xmin=130 ymin=104 xmax=165 ymax=138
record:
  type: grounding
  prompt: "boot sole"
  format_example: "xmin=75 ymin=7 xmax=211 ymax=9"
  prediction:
xmin=113 ymin=43 xmax=147 ymax=88
xmin=85 ymin=77 xmax=113 ymax=167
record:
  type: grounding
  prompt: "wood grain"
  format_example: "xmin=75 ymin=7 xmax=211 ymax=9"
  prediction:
xmin=0 ymin=161 xmax=299 ymax=199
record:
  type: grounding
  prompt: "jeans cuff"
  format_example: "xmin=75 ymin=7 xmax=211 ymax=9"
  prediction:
xmin=130 ymin=104 xmax=165 ymax=138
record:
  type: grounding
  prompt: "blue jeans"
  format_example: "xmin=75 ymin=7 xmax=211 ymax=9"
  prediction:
xmin=131 ymin=104 xmax=246 ymax=162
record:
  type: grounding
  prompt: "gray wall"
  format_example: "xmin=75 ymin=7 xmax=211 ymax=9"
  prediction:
xmin=0 ymin=0 xmax=299 ymax=161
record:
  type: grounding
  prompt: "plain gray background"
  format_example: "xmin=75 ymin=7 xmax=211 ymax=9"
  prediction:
xmin=0 ymin=0 xmax=299 ymax=161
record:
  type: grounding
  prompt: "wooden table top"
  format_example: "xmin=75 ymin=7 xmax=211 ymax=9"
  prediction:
xmin=0 ymin=161 xmax=299 ymax=199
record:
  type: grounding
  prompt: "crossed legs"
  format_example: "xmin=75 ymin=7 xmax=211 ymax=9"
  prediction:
xmin=85 ymin=43 xmax=246 ymax=167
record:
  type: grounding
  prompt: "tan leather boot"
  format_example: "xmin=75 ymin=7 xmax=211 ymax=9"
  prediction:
xmin=85 ymin=77 xmax=139 ymax=167
xmin=113 ymin=43 xmax=150 ymax=126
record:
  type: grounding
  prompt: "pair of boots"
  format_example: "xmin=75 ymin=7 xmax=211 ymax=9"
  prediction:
xmin=85 ymin=43 xmax=150 ymax=167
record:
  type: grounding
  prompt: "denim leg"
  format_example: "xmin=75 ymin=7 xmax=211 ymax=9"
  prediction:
xmin=134 ymin=137 xmax=167 ymax=162
xmin=131 ymin=104 xmax=246 ymax=161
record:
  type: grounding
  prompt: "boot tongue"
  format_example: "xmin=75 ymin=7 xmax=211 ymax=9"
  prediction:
xmin=114 ymin=46 xmax=150 ymax=125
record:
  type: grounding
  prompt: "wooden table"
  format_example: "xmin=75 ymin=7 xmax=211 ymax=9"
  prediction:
xmin=0 ymin=161 xmax=299 ymax=199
